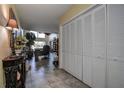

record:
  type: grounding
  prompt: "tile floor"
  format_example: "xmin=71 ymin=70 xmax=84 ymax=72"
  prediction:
xmin=25 ymin=53 xmax=89 ymax=88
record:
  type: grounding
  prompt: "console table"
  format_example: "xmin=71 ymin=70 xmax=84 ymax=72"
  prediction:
xmin=2 ymin=55 xmax=26 ymax=88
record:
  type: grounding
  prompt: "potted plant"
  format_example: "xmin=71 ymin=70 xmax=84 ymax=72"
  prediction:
xmin=25 ymin=32 xmax=36 ymax=59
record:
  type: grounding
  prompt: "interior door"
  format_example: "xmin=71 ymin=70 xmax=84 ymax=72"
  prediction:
xmin=62 ymin=25 xmax=66 ymax=69
xmin=82 ymin=12 xmax=93 ymax=87
xmin=64 ymin=25 xmax=67 ymax=53
xmin=92 ymin=5 xmax=106 ymax=88
xmin=62 ymin=25 xmax=65 ymax=53
xmin=71 ymin=21 xmax=75 ymax=55
xmin=107 ymin=5 xmax=124 ymax=88
xmin=76 ymin=17 xmax=83 ymax=56
xmin=64 ymin=25 xmax=68 ymax=71
xmin=83 ymin=56 xmax=92 ymax=87
xmin=75 ymin=17 xmax=83 ymax=80
xmin=76 ymin=55 xmax=83 ymax=80
xmin=68 ymin=23 xmax=71 ymax=54
xmin=82 ymin=14 xmax=92 ymax=57
xmin=67 ymin=23 xmax=72 ymax=73
xmin=92 ymin=58 xmax=106 ymax=88
xmin=66 ymin=24 xmax=69 ymax=53
xmin=70 ymin=21 xmax=76 ymax=75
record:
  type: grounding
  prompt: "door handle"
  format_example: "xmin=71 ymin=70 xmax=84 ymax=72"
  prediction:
xmin=113 ymin=58 xmax=118 ymax=61
xmin=96 ymin=56 xmax=102 ymax=59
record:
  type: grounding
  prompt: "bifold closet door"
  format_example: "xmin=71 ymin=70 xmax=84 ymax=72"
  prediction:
xmin=70 ymin=21 xmax=76 ymax=76
xmin=76 ymin=17 xmax=83 ymax=56
xmin=67 ymin=23 xmax=72 ymax=73
xmin=107 ymin=5 xmax=124 ymax=88
xmin=64 ymin=25 xmax=67 ymax=53
xmin=68 ymin=22 xmax=73 ymax=74
xmin=62 ymin=25 xmax=66 ymax=69
xmin=83 ymin=5 xmax=106 ymax=88
xmin=92 ymin=5 xmax=106 ymax=88
xmin=70 ymin=21 xmax=75 ymax=55
xmin=82 ymin=12 xmax=93 ymax=87
xmin=75 ymin=17 xmax=83 ymax=80
xmin=62 ymin=25 xmax=65 ymax=53
xmin=64 ymin=25 xmax=69 ymax=71
xmin=66 ymin=24 xmax=69 ymax=53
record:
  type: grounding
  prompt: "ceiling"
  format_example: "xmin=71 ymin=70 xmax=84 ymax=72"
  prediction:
xmin=15 ymin=4 xmax=72 ymax=33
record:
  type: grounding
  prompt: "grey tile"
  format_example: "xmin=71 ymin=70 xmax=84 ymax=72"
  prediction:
xmin=26 ymin=53 xmax=89 ymax=88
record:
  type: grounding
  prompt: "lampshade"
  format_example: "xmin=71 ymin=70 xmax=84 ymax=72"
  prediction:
xmin=8 ymin=19 xmax=17 ymax=28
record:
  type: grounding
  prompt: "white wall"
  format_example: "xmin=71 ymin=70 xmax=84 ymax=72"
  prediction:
xmin=0 ymin=26 xmax=11 ymax=87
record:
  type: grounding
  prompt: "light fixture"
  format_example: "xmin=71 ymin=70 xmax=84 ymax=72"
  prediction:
xmin=6 ymin=8 xmax=18 ymax=55
xmin=7 ymin=19 xmax=17 ymax=28
xmin=6 ymin=8 xmax=18 ymax=29
xmin=6 ymin=19 xmax=17 ymax=30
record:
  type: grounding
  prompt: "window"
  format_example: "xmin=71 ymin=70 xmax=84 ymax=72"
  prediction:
xmin=38 ymin=33 xmax=45 ymax=38
xmin=34 ymin=41 xmax=46 ymax=49
xmin=30 ymin=31 xmax=45 ymax=38
xmin=29 ymin=31 xmax=46 ymax=49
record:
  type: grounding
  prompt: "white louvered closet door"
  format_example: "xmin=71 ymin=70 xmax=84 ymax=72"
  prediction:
xmin=71 ymin=20 xmax=76 ymax=76
xmin=76 ymin=17 xmax=83 ymax=56
xmin=62 ymin=25 xmax=65 ymax=53
xmin=62 ymin=25 xmax=66 ymax=69
xmin=107 ymin=5 xmax=124 ymax=88
xmin=82 ymin=12 xmax=93 ymax=87
xmin=67 ymin=23 xmax=71 ymax=73
xmin=66 ymin=24 xmax=70 ymax=72
xmin=74 ymin=17 xmax=83 ymax=80
xmin=69 ymin=21 xmax=75 ymax=75
xmin=92 ymin=5 xmax=106 ymax=88
xmin=64 ymin=25 xmax=68 ymax=71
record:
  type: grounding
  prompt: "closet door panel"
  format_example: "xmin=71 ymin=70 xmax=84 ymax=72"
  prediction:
xmin=65 ymin=25 xmax=68 ymax=52
xmin=107 ymin=5 xmax=124 ymax=88
xmin=83 ymin=13 xmax=92 ymax=57
xmin=71 ymin=54 xmax=76 ymax=76
xmin=73 ymin=20 xmax=77 ymax=54
xmin=92 ymin=5 xmax=106 ymax=88
xmin=92 ymin=58 xmax=106 ymax=88
xmin=108 ymin=60 xmax=124 ymax=88
xmin=70 ymin=54 xmax=74 ymax=75
xmin=67 ymin=54 xmax=70 ymax=72
xmin=82 ymin=11 xmax=93 ymax=87
xmin=107 ymin=5 xmax=124 ymax=61
xmin=62 ymin=53 xmax=65 ymax=69
xmin=62 ymin=26 xmax=65 ymax=52
xmin=64 ymin=53 xmax=67 ymax=71
xmin=76 ymin=55 xmax=83 ymax=80
xmin=83 ymin=56 xmax=92 ymax=87
xmin=68 ymin=53 xmax=72 ymax=73
xmin=66 ymin=24 xmax=69 ymax=53
xmin=68 ymin=23 xmax=71 ymax=53
xmin=70 ymin=22 xmax=75 ymax=54
xmin=92 ymin=5 xmax=106 ymax=58
xmin=76 ymin=17 xmax=83 ymax=55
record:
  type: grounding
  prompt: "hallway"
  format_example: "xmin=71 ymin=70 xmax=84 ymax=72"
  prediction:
xmin=25 ymin=53 xmax=89 ymax=88
xmin=1 ymin=4 xmax=124 ymax=88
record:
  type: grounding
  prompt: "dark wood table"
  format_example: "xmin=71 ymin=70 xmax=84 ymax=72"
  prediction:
xmin=2 ymin=55 xmax=26 ymax=88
